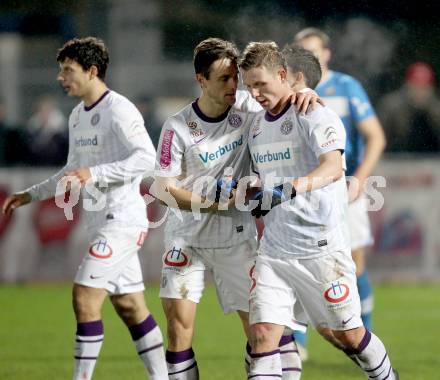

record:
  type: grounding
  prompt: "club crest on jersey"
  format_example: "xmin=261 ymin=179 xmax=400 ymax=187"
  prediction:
xmin=187 ymin=121 xmax=198 ymax=130
xmin=91 ymin=113 xmax=100 ymax=126
xmin=89 ymin=240 xmax=112 ymax=259
xmin=280 ymin=119 xmax=293 ymax=135
xmin=228 ymin=113 xmax=242 ymax=128
xmin=164 ymin=247 xmax=189 ymax=267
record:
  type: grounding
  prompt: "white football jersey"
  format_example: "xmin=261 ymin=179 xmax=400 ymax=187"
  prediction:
xmin=155 ymin=90 xmax=261 ymax=248
xmin=26 ymin=90 xmax=156 ymax=230
xmin=248 ymin=103 xmax=350 ymax=257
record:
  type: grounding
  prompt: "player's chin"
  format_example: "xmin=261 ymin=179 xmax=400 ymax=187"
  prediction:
xmin=224 ymin=94 xmax=236 ymax=105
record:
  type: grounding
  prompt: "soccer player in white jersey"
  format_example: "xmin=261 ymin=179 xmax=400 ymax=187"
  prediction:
xmin=240 ymin=42 xmax=398 ymax=380
xmin=294 ymin=28 xmax=386 ymax=343
xmin=2 ymin=37 xmax=168 ymax=380
xmin=153 ymin=38 xmax=319 ymax=379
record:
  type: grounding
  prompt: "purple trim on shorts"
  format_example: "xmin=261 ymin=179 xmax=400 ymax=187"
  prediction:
xmin=84 ymin=90 xmax=110 ymax=111
xmin=343 ymin=329 xmax=371 ymax=355
xmin=76 ymin=320 xmax=103 ymax=336
xmin=75 ymin=338 xmax=103 ymax=343
xmin=168 ymin=361 xmax=197 ymax=376
xmin=250 ymin=349 xmax=280 ymax=359
xmin=192 ymin=99 xmax=231 ymax=123
xmin=264 ymin=102 xmax=291 ymax=122
xmin=138 ymin=342 xmax=164 ymax=355
xmin=280 ymin=349 xmax=299 ymax=354
xmin=279 ymin=335 xmax=293 ymax=346
xmin=74 ymin=356 xmax=98 ymax=360
xmin=166 ymin=348 xmax=195 ymax=364
xmin=282 ymin=367 xmax=301 ymax=372
xmin=366 ymin=353 xmax=388 ymax=372
xmin=129 ymin=314 xmax=157 ymax=340
xmin=248 ymin=374 xmax=282 ymax=379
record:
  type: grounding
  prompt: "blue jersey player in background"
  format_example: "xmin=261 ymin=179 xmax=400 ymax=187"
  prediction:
xmin=293 ymin=27 xmax=386 ymax=360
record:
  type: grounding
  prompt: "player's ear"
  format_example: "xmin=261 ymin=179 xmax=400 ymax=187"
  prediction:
xmin=89 ymin=65 xmax=99 ymax=80
xmin=279 ymin=68 xmax=288 ymax=82
xmin=196 ymin=73 xmax=206 ymax=89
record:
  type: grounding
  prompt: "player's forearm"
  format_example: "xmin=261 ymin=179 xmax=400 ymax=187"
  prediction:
xmin=90 ymin=148 xmax=155 ymax=184
xmin=154 ymin=182 xmax=219 ymax=212
xmin=354 ymin=131 xmax=386 ymax=180
xmin=25 ymin=164 xmax=71 ymax=201
xmin=293 ymin=158 xmax=343 ymax=194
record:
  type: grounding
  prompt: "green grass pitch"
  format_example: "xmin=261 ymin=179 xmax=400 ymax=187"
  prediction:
xmin=0 ymin=284 xmax=438 ymax=379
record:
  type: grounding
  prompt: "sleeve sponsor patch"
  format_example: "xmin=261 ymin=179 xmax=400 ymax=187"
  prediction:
xmin=160 ymin=129 xmax=174 ymax=169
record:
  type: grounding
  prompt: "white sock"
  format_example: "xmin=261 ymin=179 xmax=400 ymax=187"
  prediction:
xmin=248 ymin=349 xmax=282 ymax=379
xmin=166 ymin=348 xmax=199 ymax=380
xmin=345 ymin=330 xmax=396 ymax=380
xmin=129 ymin=315 xmax=168 ymax=379
xmin=279 ymin=335 xmax=302 ymax=379
xmin=73 ymin=320 xmax=104 ymax=380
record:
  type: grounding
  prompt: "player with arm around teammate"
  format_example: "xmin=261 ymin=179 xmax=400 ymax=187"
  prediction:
xmin=152 ymin=37 xmax=320 ymax=379
xmin=2 ymin=37 xmax=168 ymax=380
xmin=240 ymin=41 xmax=398 ymax=380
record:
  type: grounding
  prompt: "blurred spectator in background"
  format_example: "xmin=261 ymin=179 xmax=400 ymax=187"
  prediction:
xmin=134 ymin=94 xmax=161 ymax=148
xmin=378 ymin=62 xmax=440 ymax=152
xmin=24 ymin=95 xmax=68 ymax=166
xmin=0 ymin=98 xmax=26 ymax=166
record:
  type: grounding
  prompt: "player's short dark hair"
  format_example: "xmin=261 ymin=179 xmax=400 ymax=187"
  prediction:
xmin=239 ymin=41 xmax=286 ymax=72
xmin=57 ymin=37 xmax=109 ymax=80
xmin=282 ymin=45 xmax=322 ymax=89
xmin=293 ymin=27 xmax=330 ymax=49
xmin=193 ymin=38 xmax=239 ymax=79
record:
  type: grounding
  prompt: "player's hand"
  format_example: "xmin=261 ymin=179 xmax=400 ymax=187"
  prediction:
xmin=291 ymin=90 xmax=324 ymax=114
xmin=347 ymin=175 xmax=366 ymax=203
xmin=251 ymin=184 xmax=296 ymax=218
xmin=2 ymin=192 xmax=32 ymax=217
xmin=215 ymin=178 xmax=238 ymax=203
xmin=63 ymin=168 xmax=92 ymax=190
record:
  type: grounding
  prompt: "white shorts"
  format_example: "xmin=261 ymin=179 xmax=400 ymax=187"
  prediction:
xmin=159 ymin=239 xmax=257 ymax=314
xmin=348 ymin=195 xmax=373 ymax=251
xmin=74 ymin=225 xmax=148 ymax=295
xmin=249 ymin=248 xmax=363 ymax=332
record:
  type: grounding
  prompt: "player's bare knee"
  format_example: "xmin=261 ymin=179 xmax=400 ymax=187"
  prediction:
xmin=72 ymin=286 xmax=103 ymax=321
xmin=333 ymin=327 xmax=365 ymax=350
xmin=317 ymin=327 xmax=345 ymax=349
xmin=250 ymin=323 xmax=276 ymax=351
xmin=111 ymin=294 xmax=147 ymax=324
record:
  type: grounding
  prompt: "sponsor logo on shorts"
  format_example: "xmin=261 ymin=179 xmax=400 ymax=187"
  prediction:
xmin=342 ymin=314 xmax=354 ymax=325
xmin=324 ymin=281 xmax=350 ymax=303
xmin=89 ymin=240 xmax=113 ymax=259
xmin=164 ymin=247 xmax=189 ymax=267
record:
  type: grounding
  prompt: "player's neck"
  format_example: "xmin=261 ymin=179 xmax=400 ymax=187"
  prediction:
xmin=197 ymin=95 xmax=230 ymax=118
xmin=268 ymin=92 xmax=292 ymax=116
xmin=82 ymin=81 xmax=109 ymax=107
